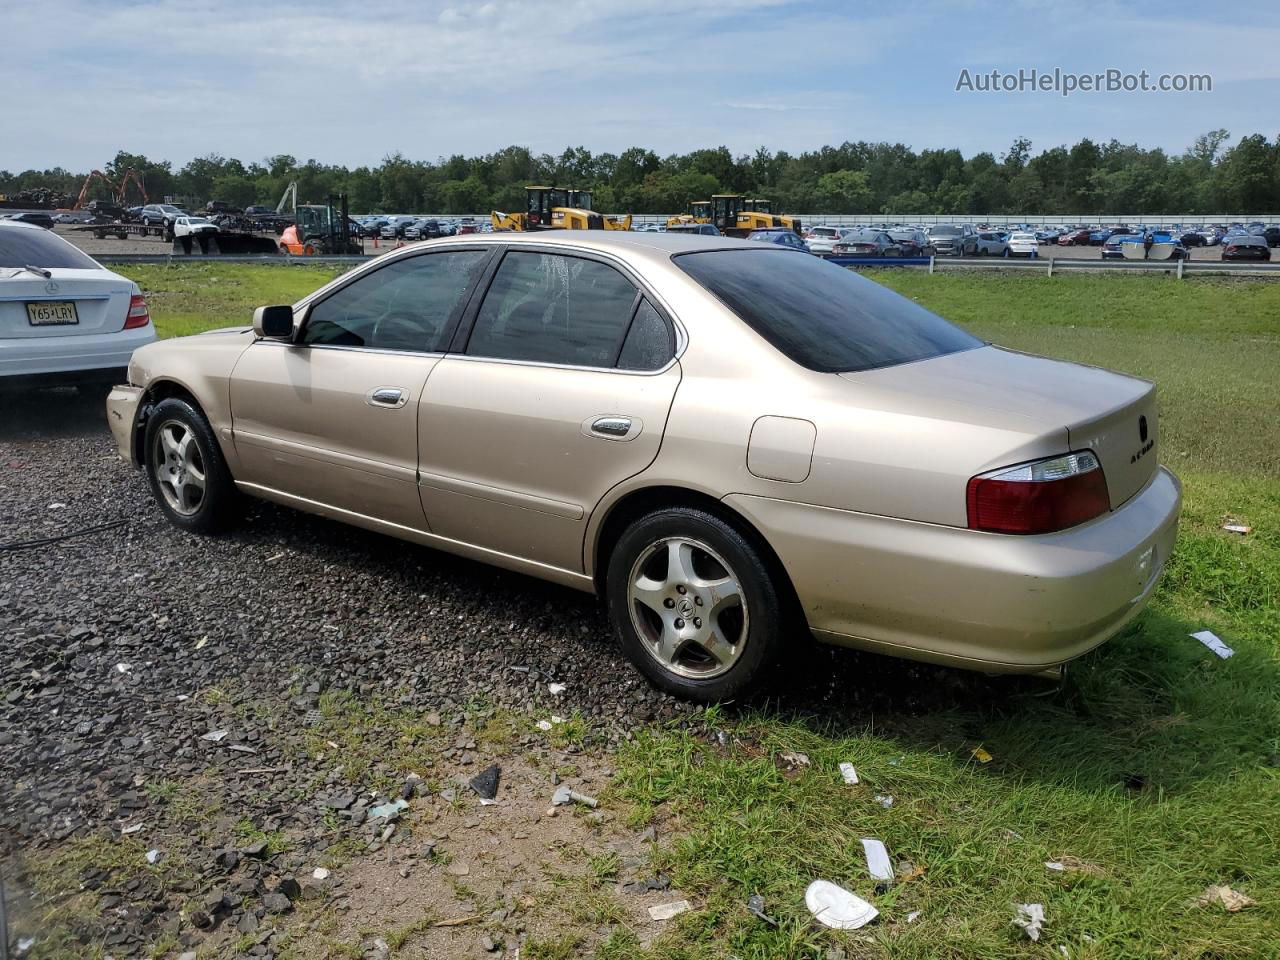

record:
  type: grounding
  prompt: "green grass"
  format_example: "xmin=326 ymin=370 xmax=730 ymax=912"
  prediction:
xmin=101 ymin=263 xmax=1280 ymax=958
xmin=118 ymin=263 xmax=344 ymax=338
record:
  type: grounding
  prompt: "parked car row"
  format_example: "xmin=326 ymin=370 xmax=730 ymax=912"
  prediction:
xmin=352 ymin=215 xmax=492 ymax=240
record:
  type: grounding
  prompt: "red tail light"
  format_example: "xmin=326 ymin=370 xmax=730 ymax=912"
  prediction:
xmin=1223 ymin=245 xmax=1236 ymax=254
xmin=966 ymin=451 xmax=1110 ymax=534
xmin=124 ymin=294 xmax=150 ymax=329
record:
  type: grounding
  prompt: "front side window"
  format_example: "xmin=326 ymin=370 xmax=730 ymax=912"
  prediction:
xmin=302 ymin=250 xmax=489 ymax=352
xmin=466 ymin=252 xmax=639 ymax=367
xmin=675 ymin=248 xmax=982 ymax=373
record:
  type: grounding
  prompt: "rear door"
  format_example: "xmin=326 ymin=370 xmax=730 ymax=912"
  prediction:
xmin=417 ymin=248 xmax=681 ymax=573
xmin=229 ymin=247 xmax=493 ymax=529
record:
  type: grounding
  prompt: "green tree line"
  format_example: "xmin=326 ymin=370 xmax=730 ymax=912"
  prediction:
xmin=3 ymin=131 xmax=1278 ymax=215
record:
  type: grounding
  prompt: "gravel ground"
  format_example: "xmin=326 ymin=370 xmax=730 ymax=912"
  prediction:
xmin=0 ymin=388 xmax=1005 ymax=956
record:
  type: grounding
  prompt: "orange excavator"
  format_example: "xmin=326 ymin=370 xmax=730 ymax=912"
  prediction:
xmin=71 ymin=168 xmax=149 ymax=211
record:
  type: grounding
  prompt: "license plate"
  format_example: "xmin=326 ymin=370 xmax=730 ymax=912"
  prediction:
xmin=27 ymin=301 xmax=79 ymax=326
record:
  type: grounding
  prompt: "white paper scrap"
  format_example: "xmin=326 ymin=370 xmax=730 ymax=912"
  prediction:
xmin=861 ymin=838 xmax=894 ymax=882
xmin=1191 ymin=630 xmax=1234 ymax=659
xmin=838 ymin=762 xmax=859 ymax=785
xmin=648 ymin=899 xmax=691 ymax=921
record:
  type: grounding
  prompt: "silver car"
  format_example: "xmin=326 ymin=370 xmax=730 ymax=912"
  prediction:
xmin=108 ymin=232 xmax=1179 ymax=701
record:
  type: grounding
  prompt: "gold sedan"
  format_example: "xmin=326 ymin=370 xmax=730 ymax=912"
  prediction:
xmin=108 ymin=233 xmax=1180 ymax=701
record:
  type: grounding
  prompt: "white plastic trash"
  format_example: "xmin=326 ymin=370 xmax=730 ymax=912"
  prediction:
xmin=804 ymin=880 xmax=879 ymax=929
xmin=838 ymin=762 xmax=859 ymax=784
xmin=861 ymin=838 xmax=893 ymax=882
xmin=1190 ymin=630 xmax=1234 ymax=659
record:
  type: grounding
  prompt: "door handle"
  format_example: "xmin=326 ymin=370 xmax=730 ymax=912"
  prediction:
xmin=367 ymin=386 xmax=407 ymax=408
xmin=590 ymin=416 xmax=633 ymax=438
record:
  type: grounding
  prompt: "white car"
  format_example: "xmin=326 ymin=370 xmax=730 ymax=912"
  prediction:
xmin=1007 ymin=231 xmax=1039 ymax=257
xmin=173 ymin=216 xmax=218 ymax=238
xmin=0 ymin=220 xmax=156 ymax=388
xmin=806 ymin=226 xmax=857 ymax=256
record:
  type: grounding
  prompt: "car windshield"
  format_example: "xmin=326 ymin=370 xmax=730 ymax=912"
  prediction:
xmin=0 ymin=225 xmax=102 ymax=270
xmin=930 ymin=226 xmax=962 ymax=236
xmin=675 ymin=248 xmax=982 ymax=373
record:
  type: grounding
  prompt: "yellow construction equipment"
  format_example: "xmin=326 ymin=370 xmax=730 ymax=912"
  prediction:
xmin=666 ymin=200 xmax=712 ymax=227
xmin=492 ymin=186 xmax=631 ymax=232
xmin=707 ymin=194 xmax=802 ymax=237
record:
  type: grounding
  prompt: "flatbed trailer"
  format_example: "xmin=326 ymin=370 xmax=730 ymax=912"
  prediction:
xmin=69 ymin=221 xmax=168 ymax=241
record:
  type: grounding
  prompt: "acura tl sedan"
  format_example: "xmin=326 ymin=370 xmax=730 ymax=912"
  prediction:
xmin=106 ymin=233 xmax=1180 ymax=701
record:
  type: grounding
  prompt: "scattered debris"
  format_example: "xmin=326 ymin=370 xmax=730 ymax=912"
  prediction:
xmin=1190 ymin=629 xmax=1234 ymax=659
xmin=17 ymin=938 xmax=36 ymax=953
xmin=433 ymin=914 xmax=480 ymax=927
xmin=369 ymin=798 xmax=409 ymax=820
xmin=469 ymin=764 xmax=501 ymax=802
xmin=145 ymin=849 xmax=163 ymax=864
xmin=906 ymin=910 xmax=921 ymax=924
xmin=227 ymin=743 xmax=258 ymax=754
xmin=115 ymin=663 xmax=132 ymax=674
xmin=551 ymin=785 xmax=598 ymax=808
xmin=648 ymin=899 xmax=691 ymax=921
xmin=1194 ymin=885 xmax=1255 ymax=912
xmin=120 ymin=822 xmax=145 ymax=834
xmin=1013 ymin=903 xmax=1045 ymax=941
xmin=536 ymin=719 xmax=554 ymax=732
xmin=548 ymin=682 xmax=567 ymax=695
xmin=1221 ymin=522 xmax=1251 ymax=535
xmin=970 ymin=746 xmax=993 ymax=764
xmin=746 ymin=893 xmax=778 ymax=926
xmin=312 ymin=867 xmax=331 ymax=881
xmin=781 ymin=751 xmax=810 ymax=768
xmin=1044 ymin=856 xmax=1104 ymax=877
xmin=874 ymin=795 xmax=894 ymax=808
xmin=200 ymin=729 xmax=228 ymax=743
xmin=861 ymin=838 xmax=893 ymax=882
xmin=805 ymin=880 xmax=879 ymax=929
xmin=265 ymin=552 xmax=287 ymax=563
xmin=838 ymin=762 xmax=859 ymax=785
xmin=194 ymin=636 xmax=209 ymax=650
xmin=551 ymin=714 xmax=565 ymax=724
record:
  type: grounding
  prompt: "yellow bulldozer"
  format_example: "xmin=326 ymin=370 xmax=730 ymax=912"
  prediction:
xmin=666 ymin=200 xmax=712 ymax=227
xmin=711 ymin=195 xmax=802 ymax=237
xmin=492 ymin=186 xmax=631 ymax=232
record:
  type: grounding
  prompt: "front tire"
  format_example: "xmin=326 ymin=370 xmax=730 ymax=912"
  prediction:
xmin=144 ymin=398 xmax=240 ymax=533
xmin=606 ymin=507 xmax=785 ymax=702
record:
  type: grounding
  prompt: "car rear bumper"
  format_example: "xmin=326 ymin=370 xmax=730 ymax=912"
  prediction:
xmin=724 ymin=465 xmax=1181 ymax=673
xmin=106 ymin=383 xmax=145 ymax=464
xmin=0 ymin=326 xmax=156 ymax=380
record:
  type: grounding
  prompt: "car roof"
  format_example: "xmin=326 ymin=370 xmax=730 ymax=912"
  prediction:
xmin=407 ymin=230 xmax=766 ymax=258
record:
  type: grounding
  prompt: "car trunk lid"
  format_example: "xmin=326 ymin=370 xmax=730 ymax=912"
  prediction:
xmin=840 ymin=345 xmax=1159 ymax=509
xmin=0 ymin=268 xmax=132 ymax=337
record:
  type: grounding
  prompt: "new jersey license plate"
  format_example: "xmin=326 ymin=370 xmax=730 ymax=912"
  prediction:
xmin=27 ymin=301 xmax=79 ymax=325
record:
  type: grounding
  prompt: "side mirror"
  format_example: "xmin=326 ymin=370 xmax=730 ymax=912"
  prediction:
xmin=253 ymin=305 xmax=294 ymax=340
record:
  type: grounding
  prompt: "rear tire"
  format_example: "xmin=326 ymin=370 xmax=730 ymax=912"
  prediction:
xmin=606 ymin=507 xmax=785 ymax=702
xmin=144 ymin=398 xmax=241 ymax=534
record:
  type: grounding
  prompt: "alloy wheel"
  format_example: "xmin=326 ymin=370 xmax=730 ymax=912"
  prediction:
xmin=627 ymin=537 xmax=749 ymax=680
xmin=152 ymin=419 xmax=207 ymax=516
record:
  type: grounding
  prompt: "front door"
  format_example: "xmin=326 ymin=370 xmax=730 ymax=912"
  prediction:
xmin=417 ymin=248 xmax=681 ymax=573
xmin=229 ymin=248 xmax=493 ymax=529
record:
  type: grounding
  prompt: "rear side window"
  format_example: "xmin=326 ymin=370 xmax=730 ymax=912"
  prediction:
xmin=303 ymin=249 xmax=489 ymax=352
xmin=0 ymin=226 xmax=101 ymax=270
xmin=467 ymin=252 xmax=639 ymax=367
xmin=617 ymin=299 xmax=674 ymax=371
xmin=675 ymin=249 xmax=982 ymax=373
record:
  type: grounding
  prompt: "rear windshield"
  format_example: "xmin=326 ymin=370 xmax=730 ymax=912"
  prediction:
xmin=0 ymin=225 xmax=102 ymax=270
xmin=675 ymin=248 xmax=982 ymax=373
xmin=930 ymin=225 xmax=962 ymax=236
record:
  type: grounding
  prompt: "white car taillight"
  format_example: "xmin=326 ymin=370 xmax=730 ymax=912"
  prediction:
xmin=966 ymin=451 xmax=1110 ymax=534
xmin=124 ymin=294 xmax=150 ymax=329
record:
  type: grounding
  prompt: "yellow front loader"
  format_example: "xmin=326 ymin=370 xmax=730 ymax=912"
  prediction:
xmin=492 ymin=187 xmax=631 ymax=232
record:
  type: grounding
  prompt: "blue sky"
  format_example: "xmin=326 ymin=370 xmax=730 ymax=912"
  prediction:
xmin=4 ymin=0 xmax=1277 ymax=170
